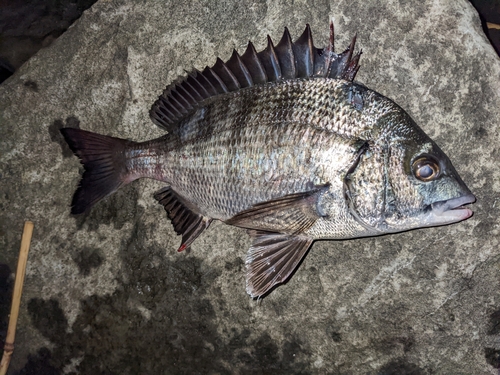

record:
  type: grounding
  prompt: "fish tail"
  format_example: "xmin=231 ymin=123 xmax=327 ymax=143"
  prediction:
xmin=60 ymin=128 xmax=136 ymax=214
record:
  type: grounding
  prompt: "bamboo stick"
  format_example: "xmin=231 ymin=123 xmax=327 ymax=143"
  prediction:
xmin=487 ymin=22 xmax=500 ymax=30
xmin=0 ymin=221 xmax=34 ymax=375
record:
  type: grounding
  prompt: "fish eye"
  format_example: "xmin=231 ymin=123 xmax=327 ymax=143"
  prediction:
xmin=412 ymin=156 xmax=440 ymax=182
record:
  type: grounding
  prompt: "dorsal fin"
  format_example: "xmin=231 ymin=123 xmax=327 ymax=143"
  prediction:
xmin=150 ymin=21 xmax=362 ymax=132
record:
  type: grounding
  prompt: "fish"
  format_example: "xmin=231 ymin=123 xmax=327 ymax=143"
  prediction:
xmin=60 ymin=22 xmax=475 ymax=298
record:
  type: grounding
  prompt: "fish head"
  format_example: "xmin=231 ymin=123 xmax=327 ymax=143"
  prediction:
xmin=345 ymin=110 xmax=475 ymax=234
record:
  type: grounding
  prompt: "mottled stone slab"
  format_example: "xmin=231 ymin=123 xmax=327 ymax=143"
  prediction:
xmin=0 ymin=0 xmax=499 ymax=373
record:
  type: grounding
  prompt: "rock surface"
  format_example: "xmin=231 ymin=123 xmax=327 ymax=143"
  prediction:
xmin=0 ymin=0 xmax=499 ymax=373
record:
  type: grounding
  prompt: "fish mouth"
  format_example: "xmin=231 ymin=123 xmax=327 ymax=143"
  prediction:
xmin=424 ymin=193 xmax=476 ymax=226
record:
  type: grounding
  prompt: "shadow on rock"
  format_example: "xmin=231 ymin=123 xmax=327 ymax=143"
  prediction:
xmin=19 ymin=217 xmax=310 ymax=374
xmin=377 ymin=359 xmax=424 ymax=375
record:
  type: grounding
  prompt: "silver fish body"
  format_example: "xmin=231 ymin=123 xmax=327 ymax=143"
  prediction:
xmin=61 ymin=24 xmax=475 ymax=297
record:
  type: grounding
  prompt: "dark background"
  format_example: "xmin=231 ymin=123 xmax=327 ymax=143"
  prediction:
xmin=0 ymin=0 xmax=97 ymax=83
xmin=0 ymin=0 xmax=499 ymax=84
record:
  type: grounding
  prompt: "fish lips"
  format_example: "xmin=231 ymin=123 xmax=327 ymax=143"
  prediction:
xmin=424 ymin=193 xmax=476 ymax=226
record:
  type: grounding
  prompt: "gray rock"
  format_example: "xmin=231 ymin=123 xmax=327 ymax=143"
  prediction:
xmin=1 ymin=0 xmax=499 ymax=373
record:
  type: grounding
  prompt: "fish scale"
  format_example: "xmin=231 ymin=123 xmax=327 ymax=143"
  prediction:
xmin=61 ymin=23 xmax=475 ymax=297
xmin=161 ymin=120 xmax=336 ymax=219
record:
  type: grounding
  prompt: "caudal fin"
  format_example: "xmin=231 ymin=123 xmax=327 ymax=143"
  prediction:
xmin=60 ymin=128 xmax=134 ymax=214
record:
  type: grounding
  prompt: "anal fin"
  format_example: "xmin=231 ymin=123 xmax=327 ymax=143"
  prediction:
xmin=246 ymin=231 xmax=313 ymax=298
xmin=154 ymin=187 xmax=212 ymax=252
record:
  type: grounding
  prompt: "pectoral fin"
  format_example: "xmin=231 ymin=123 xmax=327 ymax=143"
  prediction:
xmin=154 ymin=187 xmax=212 ymax=252
xmin=245 ymin=231 xmax=313 ymax=298
xmin=226 ymin=184 xmax=329 ymax=234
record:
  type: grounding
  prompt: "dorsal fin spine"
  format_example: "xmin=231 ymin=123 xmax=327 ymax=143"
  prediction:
xmin=187 ymin=75 xmax=210 ymax=100
xmin=212 ymin=58 xmax=241 ymax=91
xmin=182 ymin=76 xmax=205 ymax=102
xmin=329 ymin=21 xmax=335 ymax=55
xmin=176 ymin=83 xmax=197 ymax=107
xmin=172 ymin=86 xmax=193 ymax=110
xmin=193 ymin=69 xmax=217 ymax=97
xmin=204 ymin=66 xmax=229 ymax=94
xmin=347 ymin=35 xmax=356 ymax=59
xmin=258 ymin=36 xmax=282 ymax=82
xmin=226 ymin=49 xmax=253 ymax=88
xmin=169 ymin=91 xmax=189 ymax=115
xmin=156 ymin=105 xmax=174 ymax=124
xmin=241 ymin=42 xmax=267 ymax=84
xmin=292 ymin=24 xmax=314 ymax=77
xmin=160 ymin=97 xmax=181 ymax=116
xmin=274 ymin=27 xmax=296 ymax=79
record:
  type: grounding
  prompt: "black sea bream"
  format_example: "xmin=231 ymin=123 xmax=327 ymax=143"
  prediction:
xmin=61 ymin=23 xmax=475 ymax=297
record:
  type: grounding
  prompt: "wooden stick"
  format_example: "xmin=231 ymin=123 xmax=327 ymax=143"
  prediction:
xmin=487 ymin=22 xmax=500 ymax=30
xmin=0 ymin=221 xmax=34 ymax=375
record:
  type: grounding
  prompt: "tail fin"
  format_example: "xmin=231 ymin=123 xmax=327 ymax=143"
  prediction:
xmin=60 ymin=128 xmax=134 ymax=214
